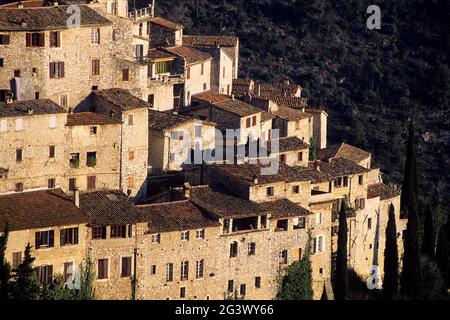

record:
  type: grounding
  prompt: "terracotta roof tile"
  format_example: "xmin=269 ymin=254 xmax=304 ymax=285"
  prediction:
xmin=260 ymin=198 xmax=313 ymax=218
xmin=150 ymin=16 xmax=183 ymax=30
xmin=148 ymin=109 xmax=193 ymax=132
xmin=0 ymin=189 xmax=88 ymax=231
xmin=317 ymin=157 xmax=370 ymax=177
xmin=66 ymin=112 xmax=121 ymax=126
xmin=0 ymin=5 xmax=111 ymax=31
xmin=267 ymin=136 xmax=308 ymax=153
xmin=163 ymin=46 xmax=211 ymax=65
xmin=368 ymin=183 xmax=400 ymax=200
xmin=183 ymin=35 xmax=238 ymax=48
xmin=317 ymin=143 xmax=371 ymax=163
xmin=137 ymin=200 xmax=220 ymax=233
xmin=0 ymin=99 xmax=66 ymax=118
xmin=146 ymin=48 xmax=176 ymax=61
xmin=272 ymin=106 xmax=312 ymax=121
xmin=192 ymin=90 xmax=229 ymax=104
xmin=213 ymin=99 xmax=262 ymax=117
xmin=94 ymin=88 xmax=150 ymax=112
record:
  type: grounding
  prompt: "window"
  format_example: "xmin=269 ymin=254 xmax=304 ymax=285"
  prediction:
xmin=279 ymin=250 xmax=288 ymax=265
xmin=14 ymin=69 xmax=20 ymax=77
xmin=64 ymin=262 xmax=73 ymax=282
xmin=35 ymin=230 xmax=54 ymax=249
xmin=358 ymin=175 xmax=364 ymax=185
xmin=110 ymin=225 xmax=127 ymax=238
xmin=203 ymin=83 xmax=207 ymax=91
xmin=92 ymin=86 xmax=98 ymax=91
xmin=246 ymin=117 xmax=251 ymax=128
xmin=260 ymin=215 xmax=267 ymax=229
xmin=91 ymin=28 xmax=100 ymax=44
xmin=48 ymin=178 xmax=55 ymax=189
xmin=50 ymin=31 xmax=60 ymax=48
xmin=180 ymin=261 xmax=189 ymax=281
xmin=0 ymin=58 xmax=3 ymax=68
xmin=181 ymin=230 xmax=190 ymax=241
xmin=12 ymin=252 xmax=22 ymax=270
xmin=186 ymin=66 xmax=190 ymax=79
xmin=35 ymin=92 xmax=40 ymax=99
xmin=227 ymin=280 xmax=234 ymax=293
xmin=97 ymin=259 xmax=108 ymax=279
xmin=280 ymin=154 xmax=286 ymax=163
xmin=0 ymin=34 xmax=10 ymax=45
xmin=121 ymin=257 xmax=132 ymax=278
xmin=127 ymin=177 xmax=134 ymax=189
xmin=230 ymin=241 xmax=238 ymax=258
xmin=87 ymin=175 xmax=96 ymax=191
xmin=0 ymin=119 xmax=6 ymax=133
xmin=150 ymin=265 xmax=156 ymax=275
xmin=37 ymin=265 xmax=53 ymax=285
xmin=314 ymin=236 xmax=325 ymax=254
xmin=180 ymin=287 xmax=186 ymax=298
xmin=128 ymin=149 xmax=134 ymax=160
xmin=60 ymin=227 xmax=79 ymax=246
xmin=49 ymin=115 xmax=57 ymax=128
xmin=343 ymin=176 xmax=349 ymax=187
xmin=90 ymin=126 xmax=97 ymax=135
xmin=15 ymin=183 xmax=23 ymax=192
xmin=111 ymin=1 xmax=118 ymax=14
xmin=49 ymin=145 xmax=55 ymax=159
xmin=293 ymin=217 xmax=306 ymax=229
xmin=69 ymin=153 xmax=80 ymax=168
xmin=16 ymin=148 xmax=23 ymax=162
xmin=49 ymin=62 xmax=65 ymax=78
xmin=138 ymin=23 xmax=143 ymax=36
xmin=195 ymin=259 xmax=204 ymax=279
xmin=151 ymin=233 xmax=161 ymax=244
xmin=68 ymin=178 xmax=76 ymax=192
xmin=15 ymin=118 xmax=23 ymax=131
xmin=26 ymin=32 xmax=44 ymax=47
xmin=201 ymin=63 xmax=204 ymax=75
xmin=86 ymin=152 xmax=96 ymax=167
xmin=196 ymin=229 xmax=205 ymax=239
xmin=240 ymin=284 xmax=246 ymax=296
xmin=59 ymin=94 xmax=68 ymax=108
xmin=122 ymin=69 xmax=129 ymax=81
xmin=255 ymin=276 xmax=261 ymax=289
xmin=316 ymin=212 xmax=323 ymax=225
xmin=368 ymin=218 xmax=372 ymax=230
xmin=166 ymin=263 xmax=173 ymax=282
xmin=248 ymin=242 xmax=256 ymax=255
xmin=92 ymin=226 xmax=106 ymax=240
xmin=32 ymin=67 xmax=38 ymax=76
xmin=292 ymin=185 xmax=300 ymax=194
xmin=155 ymin=61 xmax=168 ymax=74
xmin=252 ymin=116 xmax=257 ymax=126
xmin=298 ymin=152 xmax=303 ymax=161
xmin=266 ymin=187 xmax=274 ymax=197
xmin=92 ymin=59 xmax=100 ymax=75
xmin=127 ymin=114 xmax=134 ymax=125
xmin=355 ymin=198 xmax=365 ymax=210
xmin=148 ymin=94 xmax=154 ymax=107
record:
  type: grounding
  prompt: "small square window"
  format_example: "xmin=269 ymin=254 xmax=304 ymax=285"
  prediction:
xmin=49 ymin=145 xmax=55 ymax=158
xmin=15 ymin=182 xmax=23 ymax=192
xmin=151 ymin=233 xmax=160 ymax=244
xmin=266 ymin=186 xmax=274 ymax=197
xmin=292 ymin=186 xmax=299 ymax=194
xmin=90 ymin=126 xmax=97 ymax=135
xmin=255 ymin=276 xmax=261 ymax=289
xmin=358 ymin=175 xmax=364 ymax=185
xmin=34 ymin=92 xmax=40 ymax=99
xmin=180 ymin=287 xmax=186 ymax=299
xmin=150 ymin=265 xmax=156 ymax=275
xmin=196 ymin=229 xmax=205 ymax=239
xmin=181 ymin=231 xmax=189 ymax=241
xmin=0 ymin=58 xmax=4 ymax=67
xmin=14 ymin=69 xmax=20 ymax=77
xmin=48 ymin=178 xmax=55 ymax=189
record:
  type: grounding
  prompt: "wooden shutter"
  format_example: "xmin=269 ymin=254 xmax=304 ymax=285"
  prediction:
xmin=74 ymin=227 xmax=79 ymax=244
xmin=2 ymin=35 xmax=10 ymax=44
xmin=55 ymin=31 xmax=60 ymax=47
xmin=48 ymin=265 xmax=53 ymax=284
xmin=35 ymin=232 xmax=41 ymax=249
xmin=49 ymin=230 xmax=54 ymax=247
xmin=26 ymin=33 xmax=31 ymax=47
xmin=39 ymin=33 xmax=45 ymax=47
xmin=60 ymin=229 xmax=66 ymax=246
xmin=87 ymin=176 xmax=96 ymax=190
xmin=101 ymin=226 xmax=107 ymax=239
xmin=121 ymin=225 xmax=126 ymax=238
xmin=186 ymin=66 xmax=190 ymax=79
xmin=122 ymin=69 xmax=129 ymax=81
xmin=49 ymin=62 xmax=55 ymax=78
xmin=60 ymin=62 xmax=65 ymax=78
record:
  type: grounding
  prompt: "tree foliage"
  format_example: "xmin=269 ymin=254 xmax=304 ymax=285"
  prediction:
xmin=0 ymin=225 xmax=11 ymax=301
xmin=12 ymin=243 xmax=41 ymax=300
xmin=383 ymin=204 xmax=399 ymax=299
xmin=334 ymin=200 xmax=348 ymax=300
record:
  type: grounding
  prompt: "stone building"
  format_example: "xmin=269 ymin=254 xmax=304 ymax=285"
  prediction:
xmin=0 ymin=188 xmax=88 ymax=286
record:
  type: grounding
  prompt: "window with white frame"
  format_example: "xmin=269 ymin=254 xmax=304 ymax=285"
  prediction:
xmin=151 ymin=233 xmax=160 ymax=244
xmin=196 ymin=229 xmax=204 ymax=239
xmin=15 ymin=118 xmax=23 ymax=131
xmin=314 ymin=235 xmax=325 ymax=254
xmin=315 ymin=212 xmax=323 ymax=225
xmin=181 ymin=230 xmax=189 ymax=241
xmin=91 ymin=28 xmax=100 ymax=44
xmin=195 ymin=259 xmax=204 ymax=279
xmin=59 ymin=94 xmax=68 ymax=108
xmin=49 ymin=115 xmax=57 ymax=128
xmin=0 ymin=119 xmax=7 ymax=132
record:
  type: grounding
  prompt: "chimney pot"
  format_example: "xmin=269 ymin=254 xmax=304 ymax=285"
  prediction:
xmin=27 ymin=107 xmax=33 ymax=114
xmin=314 ymin=160 xmax=321 ymax=171
xmin=183 ymin=182 xmax=191 ymax=198
xmin=74 ymin=188 xmax=80 ymax=208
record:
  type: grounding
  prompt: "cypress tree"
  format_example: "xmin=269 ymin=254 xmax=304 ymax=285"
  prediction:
xmin=400 ymin=121 xmax=418 ymax=219
xmin=400 ymin=198 xmax=423 ymax=299
xmin=309 ymin=137 xmax=316 ymax=161
xmin=421 ymin=206 xmax=435 ymax=259
xmin=13 ymin=243 xmax=41 ymax=300
xmin=383 ymin=204 xmax=399 ymax=299
xmin=75 ymin=255 xmax=95 ymax=300
xmin=334 ymin=200 xmax=348 ymax=300
xmin=436 ymin=226 xmax=449 ymax=288
xmin=0 ymin=224 xmax=11 ymax=300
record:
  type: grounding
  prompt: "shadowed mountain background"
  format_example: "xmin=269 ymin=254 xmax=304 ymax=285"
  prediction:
xmin=132 ymin=0 xmax=449 ymax=203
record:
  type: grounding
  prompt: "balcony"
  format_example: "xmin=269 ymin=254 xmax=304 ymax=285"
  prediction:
xmin=128 ymin=6 xmax=153 ymax=20
xmin=310 ymin=189 xmax=335 ymax=204
xmin=148 ymin=74 xmax=185 ymax=87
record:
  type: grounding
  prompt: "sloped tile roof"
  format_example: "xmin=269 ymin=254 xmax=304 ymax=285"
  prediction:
xmin=163 ymin=46 xmax=211 ymax=65
xmin=0 ymin=189 xmax=88 ymax=231
xmin=66 ymin=112 xmax=121 ymax=126
xmin=368 ymin=183 xmax=400 ymax=200
xmin=94 ymin=88 xmax=150 ymax=112
xmin=79 ymin=190 xmax=140 ymax=226
xmin=150 ymin=16 xmax=183 ymax=30
xmin=0 ymin=99 xmax=66 ymax=118
xmin=260 ymin=198 xmax=313 ymax=218
xmin=146 ymin=48 xmax=176 ymax=60
xmin=183 ymin=35 xmax=238 ymax=48
xmin=137 ymin=200 xmax=220 ymax=233
xmin=318 ymin=157 xmax=370 ymax=178
xmin=148 ymin=109 xmax=193 ymax=132
xmin=213 ymin=99 xmax=262 ymax=117
xmin=0 ymin=5 xmax=111 ymax=31
xmin=189 ymin=186 xmax=267 ymax=218
xmin=192 ymin=90 xmax=229 ymax=104
xmin=267 ymin=136 xmax=308 ymax=153
xmin=317 ymin=143 xmax=371 ymax=163
xmin=272 ymin=106 xmax=311 ymax=121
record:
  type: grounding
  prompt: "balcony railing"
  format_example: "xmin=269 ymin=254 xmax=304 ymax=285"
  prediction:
xmin=310 ymin=189 xmax=335 ymax=204
xmin=148 ymin=74 xmax=185 ymax=86
xmin=128 ymin=6 xmax=153 ymax=20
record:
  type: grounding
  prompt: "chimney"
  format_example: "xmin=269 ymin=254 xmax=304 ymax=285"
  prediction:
xmin=27 ymin=107 xmax=33 ymax=115
xmin=53 ymin=1 xmax=58 ymax=6
xmin=313 ymin=160 xmax=321 ymax=171
xmin=253 ymin=174 xmax=258 ymax=184
xmin=302 ymin=107 xmax=305 ymax=113
xmin=17 ymin=1 xmax=23 ymax=9
xmin=6 ymin=96 xmax=13 ymax=104
xmin=68 ymin=107 xmax=74 ymax=114
xmin=231 ymin=94 xmax=235 ymax=100
xmin=183 ymin=182 xmax=191 ymax=198
xmin=109 ymin=110 xmax=115 ymax=118
xmin=74 ymin=188 xmax=80 ymax=208
xmin=284 ymin=80 xmax=290 ymax=85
